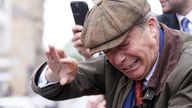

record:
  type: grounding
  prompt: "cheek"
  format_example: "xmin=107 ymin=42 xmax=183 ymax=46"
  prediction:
xmin=125 ymin=44 xmax=146 ymax=58
xmin=127 ymin=46 xmax=152 ymax=70
xmin=141 ymin=50 xmax=157 ymax=75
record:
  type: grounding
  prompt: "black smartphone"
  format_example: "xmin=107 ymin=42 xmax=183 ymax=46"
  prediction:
xmin=70 ymin=1 xmax=89 ymax=25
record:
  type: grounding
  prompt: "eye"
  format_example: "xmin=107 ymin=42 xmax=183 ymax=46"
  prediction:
xmin=118 ymin=44 xmax=128 ymax=49
xmin=103 ymin=49 xmax=110 ymax=54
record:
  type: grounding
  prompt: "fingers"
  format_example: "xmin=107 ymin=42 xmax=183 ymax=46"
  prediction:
xmin=60 ymin=74 xmax=75 ymax=85
xmin=46 ymin=45 xmax=66 ymax=59
xmin=73 ymin=38 xmax=83 ymax=48
xmin=59 ymin=57 xmax=78 ymax=68
xmin=71 ymin=28 xmax=91 ymax=59
xmin=59 ymin=57 xmax=78 ymax=85
xmin=60 ymin=77 xmax=68 ymax=85
xmin=46 ymin=45 xmax=59 ymax=61
xmin=72 ymin=25 xmax=83 ymax=34
xmin=72 ymin=31 xmax=84 ymax=50
xmin=71 ymin=31 xmax=81 ymax=42
xmin=57 ymin=48 xmax=66 ymax=58
xmin=49 ymin=45 xmax=59 ymax=59
xmin=73 ymin=42 xmax=91 ymax=59
xmin=45 ymin=49 xmax=53 ymax=60
xmin=46 ymin=45 xmax=67 ymax=78
xmin=45 ymin=45 xmax=78 ymax=85
xmin=71 ymin=30 xmax=91 ymax=58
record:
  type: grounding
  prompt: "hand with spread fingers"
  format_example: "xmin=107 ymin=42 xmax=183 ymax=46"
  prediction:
xmin=45 ymin=45 xmax=78 ymax=85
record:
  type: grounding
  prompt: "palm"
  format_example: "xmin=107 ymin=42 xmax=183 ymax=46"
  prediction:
xmin=46 ymin=45 xmax=78 ymax=85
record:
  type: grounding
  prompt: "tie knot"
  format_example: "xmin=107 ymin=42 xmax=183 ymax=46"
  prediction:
xmin=181 ymin=17 xmax=190 ymax=32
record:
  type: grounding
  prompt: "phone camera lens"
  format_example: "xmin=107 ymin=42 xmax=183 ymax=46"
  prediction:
xmin=75 ymin=3 xmax=79 ymax=8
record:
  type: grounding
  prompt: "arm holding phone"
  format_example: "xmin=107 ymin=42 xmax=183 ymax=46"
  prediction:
xmin=71 ymin=1 xmax=97 ymax=59
xmin=72 ymin=25 xmax=93 ymax=59
xmin=71 ymin=2 xmax=106 ymax=108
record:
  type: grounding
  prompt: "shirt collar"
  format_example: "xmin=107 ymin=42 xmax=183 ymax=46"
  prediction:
xmin=176 ymin=10 xmax=192 ymax=23
xmin=176 ymin=10 xmax=192 ymax=32
xmin=143 ymin=53 xmax=159 ymax=86
xmin=143 ymin=28 xmax=164 ymax=86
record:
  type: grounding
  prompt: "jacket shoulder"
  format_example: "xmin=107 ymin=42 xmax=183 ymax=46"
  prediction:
xmin=166 ymin=42 xmax=192 ymax=95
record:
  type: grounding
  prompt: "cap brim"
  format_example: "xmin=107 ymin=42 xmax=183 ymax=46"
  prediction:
xmin=90 ymin=31 xmax=128 ymax=55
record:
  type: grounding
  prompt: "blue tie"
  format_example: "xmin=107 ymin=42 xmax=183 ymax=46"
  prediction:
xmin=181 ymin=17 xmax=190 ymax=33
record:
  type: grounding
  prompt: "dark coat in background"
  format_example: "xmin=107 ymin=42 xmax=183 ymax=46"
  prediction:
xmin=157 ymin=13 xmax=180 ymax=30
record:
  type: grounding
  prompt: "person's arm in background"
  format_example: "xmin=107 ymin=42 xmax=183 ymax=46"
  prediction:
xmin=72 ymin=25 xmax=93 ymax=59
xmin=72 ymin=25 xmax=106 ymax=108
xmin=72 ymin=25 xmax=102 ymax=60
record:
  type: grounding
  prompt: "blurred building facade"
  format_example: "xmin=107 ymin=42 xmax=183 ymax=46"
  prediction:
xmin=0 ymin=0 xmax=44 ymax=96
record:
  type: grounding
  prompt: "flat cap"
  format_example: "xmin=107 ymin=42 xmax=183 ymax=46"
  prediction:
xmin=81 ymin=0 xmax=151 ymax=54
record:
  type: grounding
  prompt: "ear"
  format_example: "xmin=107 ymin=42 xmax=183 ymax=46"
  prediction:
xmin=146 ymin=17 xmax=157 ymax=30
xmin=146 ymin=17 xmax=159 ymax=39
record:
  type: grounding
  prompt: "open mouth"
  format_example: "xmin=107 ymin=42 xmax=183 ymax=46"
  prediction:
xmin=123 ymin=59 xmax=139 ymax=71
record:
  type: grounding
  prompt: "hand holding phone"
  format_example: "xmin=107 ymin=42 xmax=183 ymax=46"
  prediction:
xmin=70 ymin=1 xmax=89 ymax=26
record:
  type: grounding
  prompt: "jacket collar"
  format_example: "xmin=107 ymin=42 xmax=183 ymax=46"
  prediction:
xmin=147 ymin=23 xmax=182 ymax=93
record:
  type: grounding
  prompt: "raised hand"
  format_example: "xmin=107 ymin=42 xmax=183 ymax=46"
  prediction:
xmin=45 ymin=45 xmax=78 ymax=85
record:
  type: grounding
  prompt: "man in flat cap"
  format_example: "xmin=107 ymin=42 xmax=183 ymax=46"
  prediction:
xmin=31 ymin=0 xmax=192 ymax=107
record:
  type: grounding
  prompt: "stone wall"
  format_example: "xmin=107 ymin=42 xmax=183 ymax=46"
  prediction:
xmin=0 ymin=0 xmax=44 ymax=96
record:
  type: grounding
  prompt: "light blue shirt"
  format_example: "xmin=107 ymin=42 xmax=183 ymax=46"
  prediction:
xmin=176 ymin=10 xmax=192 ymax=34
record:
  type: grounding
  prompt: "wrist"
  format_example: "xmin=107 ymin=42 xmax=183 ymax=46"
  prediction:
xmin=45 ymin=67 xmax=60 ymax=83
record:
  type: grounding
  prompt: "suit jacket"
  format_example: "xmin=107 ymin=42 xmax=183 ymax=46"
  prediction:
xmin=31 ymin=23 xmax=192 ymax=108
xmin=157 ymin=13 xmax=180 ymax=30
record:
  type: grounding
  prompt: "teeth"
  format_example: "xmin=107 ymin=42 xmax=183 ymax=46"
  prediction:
xmin=127 ymin=59 xmax=138 ymax=69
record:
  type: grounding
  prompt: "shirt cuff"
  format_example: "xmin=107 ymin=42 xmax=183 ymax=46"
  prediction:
xmin=38 ymin=65 xmax=49 ymax=88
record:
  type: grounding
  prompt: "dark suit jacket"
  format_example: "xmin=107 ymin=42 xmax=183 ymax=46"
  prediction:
xmin=157 ymin=13 xmax=180 ymax=30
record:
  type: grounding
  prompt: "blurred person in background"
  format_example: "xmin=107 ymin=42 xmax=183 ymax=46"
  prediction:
xmin=158 ymin=0 xmax=192 ymax=33
xmin=31 ymin=0 xmax=192 ymax=108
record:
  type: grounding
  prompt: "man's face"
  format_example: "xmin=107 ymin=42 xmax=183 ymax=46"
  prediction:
xmin=104 ymin=25 xmax=159 ymax=81
xmin=159 ymin=0 xmax=186 ymax=13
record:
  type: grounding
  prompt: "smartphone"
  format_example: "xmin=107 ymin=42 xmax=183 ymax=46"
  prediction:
xmin=70 ymin=1 xmax=89 ymax=25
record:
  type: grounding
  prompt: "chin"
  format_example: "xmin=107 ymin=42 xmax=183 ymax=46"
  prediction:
xmin=127 ymin=74 xmax=143 ymax=81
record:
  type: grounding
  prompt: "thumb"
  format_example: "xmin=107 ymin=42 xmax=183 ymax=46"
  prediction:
xmin=57 ymin=49 xmax=67 ymax=58
xmin=60 ymin=77 xmax=68 ymax=85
